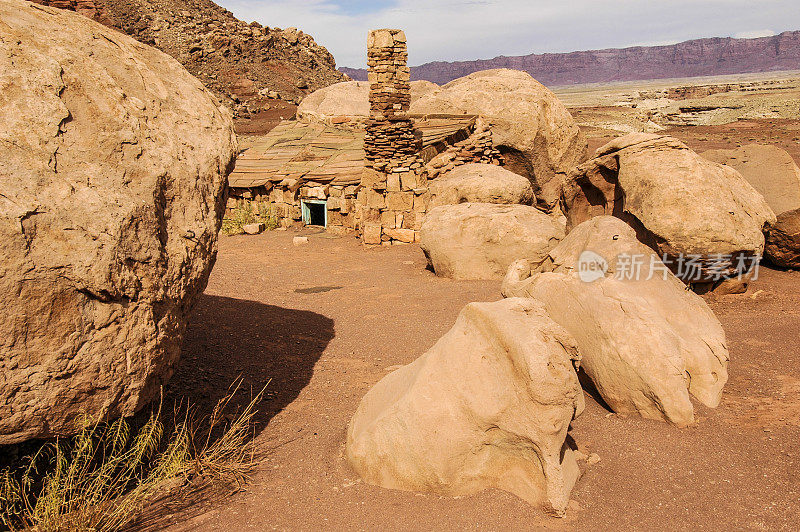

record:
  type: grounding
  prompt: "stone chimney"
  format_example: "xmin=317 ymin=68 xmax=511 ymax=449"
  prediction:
xmin=364 ymin=29 xmax=421 ymax=171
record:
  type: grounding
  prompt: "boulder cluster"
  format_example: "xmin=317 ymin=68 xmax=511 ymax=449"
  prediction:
xmin=346 ymin=65 xmax=800 ymax=514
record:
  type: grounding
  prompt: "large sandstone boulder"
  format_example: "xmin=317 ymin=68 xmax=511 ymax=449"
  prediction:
xmin=562 ymin=134 xmax=775 ymax=290
xmin=410 ymin=69 xmax=588 ymax=210
xmin=297 ymin=80 xmax=439 ymax=124
xmin=296 ymin=80 xmax=369 ymax=123
xmin=502 ymin=217 xmax=729 ymax=426
xmin=428 ymin=163 xmax=535 ymax=207
xmin=346 ymin=298 xmax=584 ymax=516
xmin=702 ymin=144 xmax=800 ymax=216
xmin=765 ymin=208 xmax=800 ymax=269
xmin=0 ymin=0 xmax=236 ymax=444
xmin=420 ymin=203 xmax=565 ymax=280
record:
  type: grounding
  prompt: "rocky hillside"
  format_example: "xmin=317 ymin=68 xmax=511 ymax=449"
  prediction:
xmin=341 ymin=31 xmax=800 ymax=86
xmin=31 ymin=0 xmax=346 ymax=121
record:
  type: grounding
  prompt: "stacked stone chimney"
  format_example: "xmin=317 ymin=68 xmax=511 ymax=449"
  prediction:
xmin=364 ymin=29 xmax=421 ymax=172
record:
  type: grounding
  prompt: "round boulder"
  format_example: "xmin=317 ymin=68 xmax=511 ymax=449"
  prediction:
xmin=562 ymin=134 xmax=776 ymax=291
xmin=297 ymin=80 xmax=439 ymax=125
xmin=0 ymin=0 xmax=237 ymax=443
xmin=420 ymin=203 xmax=565 ymax=280
xmin=410 ymin=69 xmax=588 ymax=210
xmin=346 ymin=298 xmax=584 ymax=516
xmin=296 ymin=80 xmax=369 ymax=123
xmin=428 ymin=163 xmax=535 ymax=207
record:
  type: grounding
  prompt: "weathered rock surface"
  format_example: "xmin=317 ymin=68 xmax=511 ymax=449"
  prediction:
xmin=765 ymin=208 xmax=800 ymax=269
xmin=0 ymin=0 xmax=236 ymax=444
xmin=562 ymin=133 xmax=775 ymax=289
xmin=346 ymin=298 xmax=584 ymax=515
xmin=502 ymin=217 xmax=729 ymax=426
xmin=410 ymin=69 xmax=587 ymax=209
xmin=297 ymin=81 xmax=369 ymax=123
xmin=702 ymin=144 xmax=800 ymax=216
xmin=428 ymin=163 xmax=535 ymax=207
xmin=420 ymin=203 xmax=565 ymax=280
xmin=30 ymin=0 xmax=346 ymax=119
xmin=297 ymin=80 xmax=438 ymax=124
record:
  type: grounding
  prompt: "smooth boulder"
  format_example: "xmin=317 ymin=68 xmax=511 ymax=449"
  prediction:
xmin=765 ymin=208 xmax=800 ymax=269
xmin=702 ymin=144 xmax=800 ymax=216
xmin=502 ymin=217 xmax=729 ymax=426
xmin=420 ymin=203 xmax=565 ymax=280
xmin=562 ymin=133 xmax=775 ymax=289
xmin=428 ymin=163 xmax=535 ymax=207
xmin=410 ymin=69 xmax=588 ymax=210
xmin=346 ymin=298 xmax=584 ymax=516
xmin=0 ymin=0 xmax=236 ymax=443
xmin=297 ymin=80 xmax=439 ymax=124
xmin=297 ymin=80 xmax=369 ymax=123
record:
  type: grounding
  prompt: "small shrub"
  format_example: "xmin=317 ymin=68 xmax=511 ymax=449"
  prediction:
xmin=0 ymin=381 xmax=266 ymax=532
xmin=221 ymin=202 xmax=279 ymax=235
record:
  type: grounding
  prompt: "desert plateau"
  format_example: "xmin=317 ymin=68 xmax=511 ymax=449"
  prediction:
xmin=1 ymin=1 xmax=799 ymax=531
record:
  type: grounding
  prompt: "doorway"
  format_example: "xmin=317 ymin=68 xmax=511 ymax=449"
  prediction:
xmin=301 ymin=200 xmax=327 ymax=227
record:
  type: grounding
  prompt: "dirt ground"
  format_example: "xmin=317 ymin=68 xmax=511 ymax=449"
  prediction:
xmin=152 ymin=116 xmax=800 ymax=530
xmin=163 ymin=214 xmax=799 ymax=529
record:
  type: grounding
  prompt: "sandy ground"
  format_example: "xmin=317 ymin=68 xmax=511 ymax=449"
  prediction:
xmin=149 ymin=99 xmax=800 ymax=530
xmin=161 ymin=233 xmax=800 ymax=530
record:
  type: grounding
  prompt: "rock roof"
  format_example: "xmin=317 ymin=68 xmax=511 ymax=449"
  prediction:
xmin=229 ymin=116 xmax=477 ymax=189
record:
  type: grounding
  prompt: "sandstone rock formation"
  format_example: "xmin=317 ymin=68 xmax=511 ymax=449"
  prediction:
xmin=0 ymin=0 xmax=236 ymax=444
xmin=340 ymin=31 xmax=800 ymax=87
xmin=502 ymin=217 xmax=729 ymax=426
xmin=410 ymin=79 xmax=439 ymax=100
xmin=702 ymin=144 xmax=800 ymax=216
xmin=297 ymin=81 xmax=369 ymax=123
xmin=346 ymin=298 xmax=584 ymax=516
xmin=29 ymin=0 xmax=346 ymax=120
xmin=562 ymin=133 xmax=775 ymax=290
xmin=765 ymin=208 xmax=800 ymax=269
xmin=410 ymin=69 xmax=587 ymax=210
xmin=297 ymin=80 xmax=439 ymax=125
xmin=428 ymin=163 xmax=535 ymax=207
xmin=420 ymin=203 xmax=565 ymax=280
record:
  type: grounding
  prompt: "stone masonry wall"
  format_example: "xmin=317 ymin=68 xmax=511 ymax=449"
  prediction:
xmin=360 ymin=29 xmax=426 ymax=244
xmin=363 ymin=29 xmax=422 ymax=173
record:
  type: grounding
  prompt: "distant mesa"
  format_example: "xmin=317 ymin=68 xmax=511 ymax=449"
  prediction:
xmin=340 ymin=31 xmax=800 ymax=86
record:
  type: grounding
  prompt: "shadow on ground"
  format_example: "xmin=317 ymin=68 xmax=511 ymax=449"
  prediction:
xmin=125 ymin=295 xmax=335 ymax=531
xmin=165 ymin=294 xmax=335 ymax=437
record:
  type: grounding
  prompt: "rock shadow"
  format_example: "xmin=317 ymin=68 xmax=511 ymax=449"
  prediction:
xmin=165 ymin=294 xmax=335 ymax=438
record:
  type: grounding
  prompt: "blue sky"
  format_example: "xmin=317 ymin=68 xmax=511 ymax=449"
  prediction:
xmin=217 ymin=1 xmax=800 ymax=68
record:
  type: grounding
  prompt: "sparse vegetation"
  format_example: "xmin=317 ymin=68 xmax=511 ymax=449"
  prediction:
xmin=221 ymin=202 xmax=280 ymax=235
xmin=0 ymin=381 xmax=266 ymax=532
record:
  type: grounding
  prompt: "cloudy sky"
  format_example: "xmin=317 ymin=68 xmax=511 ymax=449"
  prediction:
xmin=217 ymin=1 xmax=800 ymax=68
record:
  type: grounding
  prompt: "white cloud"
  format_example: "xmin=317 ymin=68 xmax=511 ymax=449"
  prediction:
xmin=218 ymin=1 xmax=800 ymax=68
xmin=734 ymin=29 xmax=777 ymax=39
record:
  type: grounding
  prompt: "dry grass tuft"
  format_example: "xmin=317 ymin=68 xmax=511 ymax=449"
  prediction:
xmin=221 ymin=202 xmax=279 ymax=235
xmin=0 ymin=380 xmax=266 ymax=532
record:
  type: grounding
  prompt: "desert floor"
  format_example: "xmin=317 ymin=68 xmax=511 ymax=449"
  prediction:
xmin=157 ymin=121 xmax=800 ymax=531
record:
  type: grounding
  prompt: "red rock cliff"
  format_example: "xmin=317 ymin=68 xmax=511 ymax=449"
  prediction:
xmin=341 ymin=31 xmax=800 ymax=86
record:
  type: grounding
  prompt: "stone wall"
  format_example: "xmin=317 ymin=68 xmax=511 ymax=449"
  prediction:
xmin=359 ymin=29 xmax=425 ymax=244
xmin=363 ymin=29 xmax=421 ymax=173
xmin=228 ymin=183 xmax=360 ymax=233
xmin=425 ymin=119 xmax=503 ymax=179
xmin=226 ymin=29 xmax=504 ymax=244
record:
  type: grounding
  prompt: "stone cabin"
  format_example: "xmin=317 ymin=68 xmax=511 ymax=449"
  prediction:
xmin=227 ymin=29 xmax=503 ymax=244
